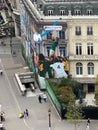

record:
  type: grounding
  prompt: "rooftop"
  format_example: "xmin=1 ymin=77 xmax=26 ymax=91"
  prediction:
xmin=44 ymin=0 xmax=98 ymax=2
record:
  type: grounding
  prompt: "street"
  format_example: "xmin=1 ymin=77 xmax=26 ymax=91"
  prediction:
xmin=0 ymin=37 xmax=98 ymax=130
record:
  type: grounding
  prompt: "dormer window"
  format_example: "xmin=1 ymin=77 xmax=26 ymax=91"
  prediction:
xmin=86 ymin=5 xmax=93 ymax=15
xmin=74 ymin=9 xmax=81 ymax=15
xmin=46 ymin=6 xmax=54 ymax=16
xmin=60 ymin=10 xmax=65 ymax=15
xmin=48 ymin=10 xmax=53 ymax=15
xmin=74 ymin=5 xmax=81 ymax=15
xmin=86 ymin=9 xmax=93 ymax=15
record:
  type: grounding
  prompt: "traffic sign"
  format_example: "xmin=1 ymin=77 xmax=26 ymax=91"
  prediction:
xmin=44 ymin=26 xmax=62 ymax=30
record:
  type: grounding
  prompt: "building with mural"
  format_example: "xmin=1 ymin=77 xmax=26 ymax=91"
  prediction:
xmin=5 ymin=0 xmax=98 ymax=93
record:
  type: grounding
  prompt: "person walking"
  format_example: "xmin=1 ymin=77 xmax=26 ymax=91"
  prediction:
xmin=87 ymin=118 xmax=90 ymax=125
xmin=38 ymin=95 xmax=42 ymax=103
xmin=86 ymin=123 xmax=90 ymax=130
xmin=86 ymin=118 xmax=90 ymax=130
xmin=42 ymin=92 xmax=47 ymax=102
xmin=0 ymin=69 xmax=3 ymax=75
xmin=25 ymin=109 xmax=29 ymax=117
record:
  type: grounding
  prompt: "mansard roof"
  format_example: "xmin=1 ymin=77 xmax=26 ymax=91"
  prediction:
xmin=44 ymin=0 xmax=98 ymax=2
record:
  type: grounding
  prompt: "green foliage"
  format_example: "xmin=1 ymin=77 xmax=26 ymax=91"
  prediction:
xmin=48 ymin=79 xmax=76 ymax=105
xmin=48 ymin=79 xmax=59 ymax=95
xmin=95 ymin=75 xmax=98 ymax=105
xmin=57 ymin=86 xmax=75 ymax=105
xmin=96 ymin=75 xmax=98 ymax=85
xmin=65 ymin=99 xmax=83 ymax=130
xmin=59 ymin=78 xmax=82 ymax=97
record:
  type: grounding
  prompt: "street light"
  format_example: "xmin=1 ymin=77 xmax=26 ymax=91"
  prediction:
xmin=0 ymin=104 xmax=2 ymax=122
xmin=8 ymin=16 xmax=13 ymax=54
xmin=8 ymin=15 xmax=15 ymax=55
xmin=48 ymin=108 xmax=51 ymax=130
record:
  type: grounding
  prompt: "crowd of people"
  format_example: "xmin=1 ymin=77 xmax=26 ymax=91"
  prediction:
xmin=34 ymin=31 xmax=69 ymax=79
xmin=37 ymin=53 xmax=69 ymax=79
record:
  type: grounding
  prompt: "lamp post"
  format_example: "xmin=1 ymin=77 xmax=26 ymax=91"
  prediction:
xmin=48 ymin=108 xmax=51 ymax=130
xmin=8 ymin=15 xmax=13 ymax=54
xmin=0 ymin=104 xmax=2 ymax=122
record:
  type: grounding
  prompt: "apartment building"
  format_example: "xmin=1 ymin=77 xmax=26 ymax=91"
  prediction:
xmin=7 ymin=0 xmax=98 ymax=93
xmin=3 ymin=0 xmax=20 ymax=36
xmin=68 ymin=19 xmax=98 ymax=93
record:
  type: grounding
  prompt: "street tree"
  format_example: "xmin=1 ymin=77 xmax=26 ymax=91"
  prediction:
xmin=65 ymin=99 xmax=83 ymax=130
xmin=95 ymin=75 xmax=98 ymax=105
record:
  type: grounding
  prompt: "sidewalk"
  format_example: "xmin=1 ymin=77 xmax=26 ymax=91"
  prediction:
xmin=84 ymin=93 xmax=96 ymax=106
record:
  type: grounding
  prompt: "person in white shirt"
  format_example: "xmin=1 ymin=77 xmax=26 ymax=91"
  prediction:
xmin=50 ymin=62 xmax=68 ymax=78
xmin=0 ymin=122 xmax=3 ymax=129
xmin=86 ymin=123 xmax=90 ymax=130
xmin=42 ymin=92 xmax=47 ymax=102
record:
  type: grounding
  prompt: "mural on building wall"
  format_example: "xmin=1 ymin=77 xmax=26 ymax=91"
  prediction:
xmin=37 ymin=53 xmax=69 ymax=79
xmin=41 ymin=21 xmax=58 ymax=37
xmin=31 ymin=21 xmax=69 ymax=78
xmin=20 ymin=2 xmax=26 ymax=45
xmin=33 ymin=32 xmax=42 ymax=43
xmin=20 ymin=9 xmax=69 ymax=78
xmin=34 ymin=31 xmax=69 ymax=79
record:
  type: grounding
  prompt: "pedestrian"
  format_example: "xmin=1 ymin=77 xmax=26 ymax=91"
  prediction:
xmin=86 ymin=123 xmax=90 ymax=130
xmin=0 ymin=69 xmax=3 ymax=75
xmin=87 ymin=118 xmax=90 ymax=124
xmin=38 ymin=95 xmax=42 ymax=103
xmin=1 ymin=112 xmax=5 ymax=122
xmin=42 ymin=92 xmax=47 ymax=102
xmin=0 ymin=122 xmax=3 ymax=129
xmin=25 ymin=109 xmax=29 ymax=117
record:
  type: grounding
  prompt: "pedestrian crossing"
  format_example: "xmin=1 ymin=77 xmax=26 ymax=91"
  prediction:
xmin=26 ymin=90 xmax=36 ymax=97
xmin=26 ymin=90 xmax=43 ymax=97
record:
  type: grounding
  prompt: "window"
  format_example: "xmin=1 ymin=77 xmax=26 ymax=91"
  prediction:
xmin=87 ymin=26 xmax=93 ymax=35
xmin=59 ymin=31 xmax=65 ymax=39
xmin=75 ymin=26 xmax=81 ymax=35
xmin=59 ymin=47 xmax=66 ymax=57
xmin=86 ymin=9 xmax=93 ymax=15
xmin=87 ymin=43 xmax=93 ymax=55
xmin=48 ymin=10 xmax=53 ymax=15
xmin=74 ymin=10 xmax=81 ymax=15
xmin=88 ymin=62 xmax=94 ymax=75
xmin=47 ymin=47 xmax=51 ymax=57
xmin=76 ymin=62 xmax=83 ymax=75
xmin=76 ymin=43 xmax=82 ymax=55
xmin=60 ymin=10 xmax=65 ymax=15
